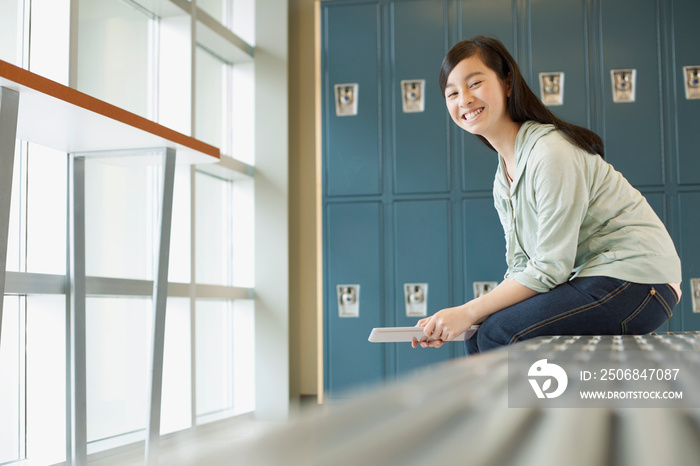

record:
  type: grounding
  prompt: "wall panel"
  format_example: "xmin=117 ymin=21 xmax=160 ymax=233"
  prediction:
xmin=678 ymin=193 xmax=700 ymax=330
xmin=393 ymin=200 xmax=453 ymax=374
xmin=600 ymin=0 xmax=664 ymax=187
xmin=323 ymin=2 xmax=383 ymax=197
xmin=463 ymin=198 xmax=506 ymax=299
xmin=391 ymin=0 xmax=450 ymax=194
xmin=325 ymin=202 xmax=384 ymax=394
xmin=673 ymin=0 xmax=700 ymax=185
xmin=530 ymin=0 xmax=589 ymax=128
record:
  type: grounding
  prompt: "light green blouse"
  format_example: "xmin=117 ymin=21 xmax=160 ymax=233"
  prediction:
xmin=494 ymin=121 xmax=682 ymax=293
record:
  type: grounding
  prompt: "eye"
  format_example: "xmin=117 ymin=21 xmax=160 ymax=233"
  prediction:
xmin=469 ymin=80 xmax=482 ymax=89
xmin=446 ymin=91 xmax=457 ymax=98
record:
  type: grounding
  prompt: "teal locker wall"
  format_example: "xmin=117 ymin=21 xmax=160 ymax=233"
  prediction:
xmin=391 ymin=0 xmax=450 ymax=194
xmin=462 ymin=198 xmax=505 ymax=299
xmin=325 ymin=202 xmax=384 ymax=394
xmin=393 ymin=200 xmax=455 ymax=373
xmin=323 ymin=2 xmax=382 ymax=197
xmin=322 ymin=0 xmax=700 ymax=397
xmin=601 ymin=0 xmax=664 ymax=188
xmin=529 ymin=0 xmax=589 ymax=128
xmin=678 ymin=193 xmax=700 ymax=330
xmin=674 ymin=0 xmax=700 ymax=186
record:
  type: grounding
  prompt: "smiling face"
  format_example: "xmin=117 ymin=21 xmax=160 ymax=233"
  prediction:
xmin=443 ymin=54 xmax=513 ymax=142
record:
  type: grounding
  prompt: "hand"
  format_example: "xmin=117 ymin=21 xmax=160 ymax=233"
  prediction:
xmin=411 ymin=304 xmax=474 ymax=349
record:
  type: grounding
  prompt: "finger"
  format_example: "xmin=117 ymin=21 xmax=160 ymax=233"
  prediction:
xmin=423 ymin=318 xmax=436 ymax=337
xmin=425 ymin=339 xmax=444 ymax=349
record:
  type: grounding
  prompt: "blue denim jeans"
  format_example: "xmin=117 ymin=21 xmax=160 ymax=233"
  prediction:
xmin=465 ymin=276 xmax=678 ymax=355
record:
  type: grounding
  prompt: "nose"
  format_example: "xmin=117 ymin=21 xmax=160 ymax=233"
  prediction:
xmin=458 ymin=88 xmax=472 ymax=107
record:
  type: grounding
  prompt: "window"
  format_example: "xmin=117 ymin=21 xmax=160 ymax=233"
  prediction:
xmin=77 ymin=0 xmax=155 ymax=118
xmin=0 ymin=0 xmax=267 ymax=463
xmin=0 ymin=0 xmax=24 ymax=67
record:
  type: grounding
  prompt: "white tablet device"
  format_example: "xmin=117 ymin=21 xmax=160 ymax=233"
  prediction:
xmin=368 ymin=325 xmax=479 ymax=343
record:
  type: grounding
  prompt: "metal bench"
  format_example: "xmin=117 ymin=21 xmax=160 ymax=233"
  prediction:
xmin=183 ymin=332 xmax=700 ymax=466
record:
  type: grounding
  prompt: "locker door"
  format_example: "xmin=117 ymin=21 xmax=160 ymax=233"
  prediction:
xmin=325 ymin=202 xmax=384 ymax=395
xmin=678 ymin=193 xmax=700 ymax=331
xmin=530 ymin=0 xmax=589 ymax=128
xmin=600 ymin=0 xmax=664 ymax=187
xmin=643 ymin=192 xmax=672 ymax=332
xmin=322 ymin=2 xmax=382 ymax=197
xmin=673 ymin=0 xmax=700 ymax=186
xmin=643 ymin=192 xmax=666 ymax=225
xmin=391 ymin=0 xmax=449 ymax=194
xmin=462 ymin=198 xmax=506 ymax=299
xmin=393 ymin=200 xmax=453 ymax=374
xmin=460 ymin=0 xmax=516 ymax=192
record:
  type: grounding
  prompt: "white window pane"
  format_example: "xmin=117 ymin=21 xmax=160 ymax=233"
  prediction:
xmin=168 ymin=166 xmax=192 ymax=283
xmin=28 ymin=0 xmax=70 ymax=84
xmin=26 ymin=295 xmax=66 ymax=465
xmin=197 ymin=0 xmax=254 ymax=46
xmin=195 ymin=47 xmax=226 ymax=151
xmin=85 ymin=157 xmax=155 ymax=280
xmin=26 ymin=144 xmax=67 ymax=275
xmin=232 ymin=299 xmax=254 ymax=414
xmin=161 ymin=298 xmax=192 ymax=434
xmin=232 ymin=0 xmax=255 ymax=45
xmin=195 ymin=300 xmax=232 ymax=416
xmin=232 ymin=62 xmax=255 ymax=164
xmin=195 ymin=171 xmax=231 ymax=286
xmin=158 ymin=16 xmax=192 ymax=135
xmin=6 ymin=143 xmax=23 ymax=273
xmin=86 ymin=297 xmax=151 ymax=442
xmin=78 ymin=0 xmax=153 ymax=118
xmin=0 ymin=0 xmax=23 ymax=66
xmin=232 ymin=177 xmax=254 ymax=287
xmin=0 ymin=296 xmax=21 ymax=464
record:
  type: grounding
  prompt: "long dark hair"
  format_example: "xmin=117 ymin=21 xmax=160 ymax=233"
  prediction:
xmin=439 ymin=35 xmax=604 ymax=158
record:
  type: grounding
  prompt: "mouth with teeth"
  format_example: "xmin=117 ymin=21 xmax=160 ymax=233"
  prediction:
xmin=463 ymin=108 xmax=484 ymax=121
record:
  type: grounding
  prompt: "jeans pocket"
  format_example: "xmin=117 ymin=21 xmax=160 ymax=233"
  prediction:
xmin=621 ymin=287 xmax=672 ymax=335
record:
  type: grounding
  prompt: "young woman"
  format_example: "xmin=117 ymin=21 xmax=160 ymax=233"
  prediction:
xmin=413 ymin=36 xmax=682 ymax=354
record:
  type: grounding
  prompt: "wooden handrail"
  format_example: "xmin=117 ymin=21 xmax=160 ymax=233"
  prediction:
xmin=0 ymin=59 xmax=219 ymax=162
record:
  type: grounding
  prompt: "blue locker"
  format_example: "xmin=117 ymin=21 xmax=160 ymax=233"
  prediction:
xmin=460 ymin=0 xmax=515 ymax=192
xmin=643 ymin=192 xmax=673 ymax=332
xmin=673 ymin=0 xmax=700 ymax=186
xmin=643 ymin=192 xmax=666 ymax=225
xmin=678 ymin=193 xmax=700 ymax=331
xmin=462 ymin=198 xmax=506 ymax=298
xmin=393 ymin=200 xmax=453 ymax=374
xmin=529 ymin=0 xmax=589 ymax=129
xmin=600 ymin=0 xmax=664 ymax=187
xmin=323 ymin=2 xmax=382 ymax=197
xmin=391 ymin=0 xmax=450 ymax=194
xmin=325 ymin=202 xmax=384 ymax=395
xmin=460 ymin=0 xmax=515 ymax=41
